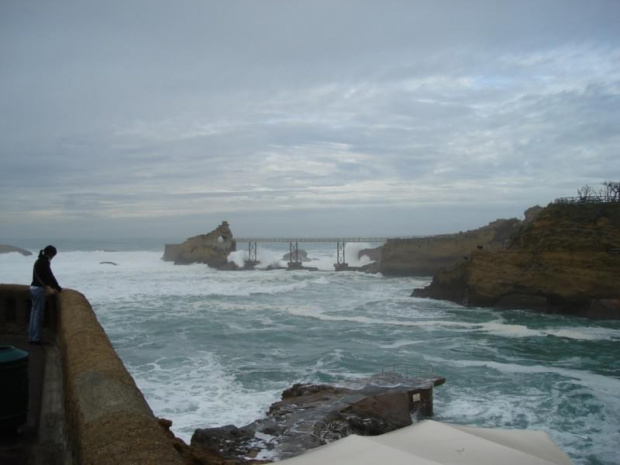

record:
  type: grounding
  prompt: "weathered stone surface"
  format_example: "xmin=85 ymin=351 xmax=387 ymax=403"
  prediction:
xmin=158 ymin=418 xmax=243 ymax=465
xmin=0 ymin=245 xmax=32 ymax=256
xmin=57 ymin=289 xmax=185 ymax=464
xmin=370 ymin=218 xmax=521 ymax=276
xmin=413 ymin=202 xmax=620 ymax=319
xmin=163 ymin=222 xmax=237 ymax=269
xmin=191 ymin=373 xmax=445 ymax=463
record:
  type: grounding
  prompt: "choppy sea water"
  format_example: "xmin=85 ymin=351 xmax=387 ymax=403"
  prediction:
xmin=1 ymin=243 xmax=619 ymax=465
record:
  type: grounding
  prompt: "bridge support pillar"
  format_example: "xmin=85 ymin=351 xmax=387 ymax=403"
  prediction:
xmin=244 ymin=242 xmax=259 ymax=268
xmin=287 ymin=242 xmax=303 ymax=269
xmin=334 ymin=241 xmax=349 ymax=271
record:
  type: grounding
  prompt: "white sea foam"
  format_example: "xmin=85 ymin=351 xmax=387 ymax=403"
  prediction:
xmin=126 ymin=350 xmax=281 ymax=442
xmin=228 ymin=250 xmax=248 ymax=268
xmin=378 ymin=339 xmax=424 ymax=349
xmin=477 ymin=320 xmax=620 ymax=341
xmin=432 ymin=356 xmax=620 ymax=465
xmin=427 ymin=356 xmax=620 ymax=397
xmin=284 ymin=306 xmax=479 ymax=329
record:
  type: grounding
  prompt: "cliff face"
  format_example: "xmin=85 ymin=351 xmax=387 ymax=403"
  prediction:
xmin=162 ymin=221 xmax=236 ymax=268
xmin=413 ymin=202 xmax=620 ymax=319
xmin=378 ymin=218 xmax=521 ymax=276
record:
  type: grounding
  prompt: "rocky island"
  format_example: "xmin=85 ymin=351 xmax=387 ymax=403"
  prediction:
xmin=413 ymin=200 xmax=620 ymax=319
xmin=163 ymin=221 xmax=237 ymax=269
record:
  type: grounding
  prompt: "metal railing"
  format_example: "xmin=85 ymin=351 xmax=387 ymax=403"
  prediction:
xmin=235 ymin=237 xmax=392 ymax=243
xmin=554 ymin=196 xmax=620 ymax=204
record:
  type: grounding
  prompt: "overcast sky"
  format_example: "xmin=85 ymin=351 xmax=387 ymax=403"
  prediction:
xmin=1 ymin=1 xmax=619 ymax=243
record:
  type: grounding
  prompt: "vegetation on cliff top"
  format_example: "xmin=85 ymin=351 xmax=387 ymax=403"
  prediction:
xmin=509 ymin=201 xmax=620 ymax=252
xmin=414 ymin=183 xmax=620 ymax=319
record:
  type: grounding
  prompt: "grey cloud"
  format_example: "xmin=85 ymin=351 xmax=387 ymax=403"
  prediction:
xmin=1 ymin=1 xmax=619 ymax=240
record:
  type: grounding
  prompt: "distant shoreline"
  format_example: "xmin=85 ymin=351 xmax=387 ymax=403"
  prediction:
xmin=0 ymin=245 xmax=32 ymax=256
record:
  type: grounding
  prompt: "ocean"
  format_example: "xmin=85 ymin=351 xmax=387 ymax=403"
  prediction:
xmin=1 ymin=242 xmax=619 ymax=465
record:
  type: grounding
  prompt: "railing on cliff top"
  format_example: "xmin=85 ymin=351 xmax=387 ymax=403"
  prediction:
xmin=554 ymin=196 xmax=620 ymax=204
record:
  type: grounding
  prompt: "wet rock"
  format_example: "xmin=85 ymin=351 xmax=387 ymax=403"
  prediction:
xmin=191 ymin=425 xmax=264 ymax=463
xmin=158 ymin=418 xmax=248 ymax=465
xmin=191 ymin=373 xmax=445 ymax=462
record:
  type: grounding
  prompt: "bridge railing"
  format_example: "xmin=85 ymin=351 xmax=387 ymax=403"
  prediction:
xmin=235 ymin=236 xmax=429 ymax=243
xmin=235 ymin=237 xmax=390 ymax=243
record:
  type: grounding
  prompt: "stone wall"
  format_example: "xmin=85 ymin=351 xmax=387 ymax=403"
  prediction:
xmin=0 ymin=285 xmax=184 ymax=465
xmin=0 ymin=284 xmax=58 ymax=336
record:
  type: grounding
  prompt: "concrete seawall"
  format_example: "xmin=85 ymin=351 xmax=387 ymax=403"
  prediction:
xmin=0 ymin=284 xmax=184 ymax=465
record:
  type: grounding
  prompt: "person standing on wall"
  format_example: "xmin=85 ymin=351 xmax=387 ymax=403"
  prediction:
xmin=29 ymin=245 xmax=62 ymax=344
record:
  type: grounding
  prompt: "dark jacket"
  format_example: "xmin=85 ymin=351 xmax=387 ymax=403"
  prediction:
xmin=31 ymin=256 xmax=62 ymax=291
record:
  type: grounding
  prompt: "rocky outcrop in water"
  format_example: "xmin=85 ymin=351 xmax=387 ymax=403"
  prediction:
xmin=413 ymin=202 xmax=620 ymax=319
xmin=190 ymin=373 xmax=445 ymax=463
xmin=0 ymin=245 xmax=32 ymax=256
xmin=282 ymin=249 xmax=311 ymax=262
xmin=163 ymin=222 xmax=237 ymax=269
xmin=369 ymin=218 xmax=522 ymax=276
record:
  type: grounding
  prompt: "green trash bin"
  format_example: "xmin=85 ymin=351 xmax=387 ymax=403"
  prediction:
xmin=0 ymin=345 xmax=29 ymax=432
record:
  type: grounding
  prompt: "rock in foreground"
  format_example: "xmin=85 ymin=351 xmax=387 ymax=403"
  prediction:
xmin=191 ymin=373 xmax=445 ymax=463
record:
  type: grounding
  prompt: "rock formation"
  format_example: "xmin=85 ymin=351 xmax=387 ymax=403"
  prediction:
xmin=190 ymin=372 xmax=445 ymax=463
xmin=282 ymin=249 xmax=311 ymax=262
xmin=413 ymin=202 xmax=620 ymax=319
xmin=163 ymin=221 xmax=237 ymax=269
xmin=371 ymin=218 xmax=522 ymax=276
xmin=0 ymin=245 xmax=32 ymax=256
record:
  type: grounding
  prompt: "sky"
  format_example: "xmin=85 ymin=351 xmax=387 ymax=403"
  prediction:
xmin=1 ymin=0 xmax=619 ymax=243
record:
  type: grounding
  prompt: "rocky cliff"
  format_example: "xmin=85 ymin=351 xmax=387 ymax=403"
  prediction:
xmin=413 ymin=202 xmax=620 ymax=319
xmin=376 ymin=218 xmax=521 ymax=276
xmin=163 ymin=221 xmax=236 ymax=268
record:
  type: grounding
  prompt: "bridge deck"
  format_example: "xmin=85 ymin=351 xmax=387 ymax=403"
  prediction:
xmin=235 ymin=237 xmax=416 ymax=243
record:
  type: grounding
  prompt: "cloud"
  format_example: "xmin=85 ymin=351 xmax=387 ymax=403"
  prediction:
xmin=1 ymin=1 xmax=619 ymax=240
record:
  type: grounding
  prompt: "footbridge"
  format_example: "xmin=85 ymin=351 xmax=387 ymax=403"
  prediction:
xmin=235 ymin=237 xmax=391 ymax=270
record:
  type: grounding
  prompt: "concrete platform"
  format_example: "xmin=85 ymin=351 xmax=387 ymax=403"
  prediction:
xmin=0 ymin=335 xmax=68 ymax=465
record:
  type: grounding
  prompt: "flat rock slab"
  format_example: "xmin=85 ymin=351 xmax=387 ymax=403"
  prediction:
xmin=192 ymin=373 xmax=446 ymax=463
